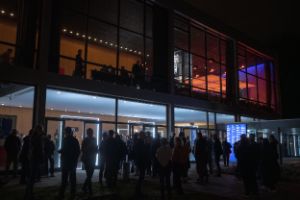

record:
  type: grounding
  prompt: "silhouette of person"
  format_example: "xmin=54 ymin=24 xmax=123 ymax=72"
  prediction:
xmin=99 ymin=132 xmax=108 ymax=185
xmin=81 ymin=128 xmax=98 ymax=195
xmin=213 ymin=134 xmax=223 ymax=176
xmin=0 ymin=48 xmax=13 ymax=65
xmin=45 ymin=134 xmax=55 ymax=177
xmin=58 ymin=127 xmax=80 ymax=199
xmin=73 ymin=49 xmax=84 ymax=78
xmin=132 ymin=60 xmax=144 ymax=86
xmin=19 ymin=129 xmax=33 ymax=184
xmin=4 ymin=129 xmax=21 ymax=177
xmin=222 ymin=138 xmax=232 ymax=167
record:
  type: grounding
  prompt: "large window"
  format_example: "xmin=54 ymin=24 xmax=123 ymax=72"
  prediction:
xmin=118 ymin=99 xmax=167 ymax=138
xmin=237 ymin=44 xmax=277 ymax=109
xmin=0 ymin=82 xmax=34 ymax=169
xmin=0 ymin=1 xmax=18 ymax=66
xmin=174 ymin=16 xmax=228 ymax=100
xmin=55 ymin=0 xmax=153 ymax=88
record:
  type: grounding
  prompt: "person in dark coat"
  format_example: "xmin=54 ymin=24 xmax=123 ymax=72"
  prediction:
xmin=133 ymin=131 xmax=150 ymax=196
xmin=81 ymin=128 xmax=98 ymax=195
xmin=151 ymin=133 xmax=161 ymax=177
xmin=115 ymin=134 xmax=128 ymax=174
xmin=99 ymin=132 xmax=108 ymax=185
xmin=193 ymin=131 xmax=208 ymax=184
xmin=19 ymin=129 xmax=33 ymax=184
xmin=24 ymin=125 xmax=45 ymax=200
xmin=45 ymin=134 xmax=55 ymax=177
xmin=222 ymin=138 xmax=232 ymax=167
xmin=4 ymin=129 xmax=21 ymax=177
xmin=58 ymin=127 xmax=80 ymax=199
xmin=104 ymin=130 xmax=119 ymax=188
xmin=156 ymin=138 xmax=172 ymax=199
xmin=238 ymin=134 xmax=259 ymax=196
xmin=73 ymin=49 xmax=85 ymax=78
xmin=213 ymin=134 xmax=223 ymax=176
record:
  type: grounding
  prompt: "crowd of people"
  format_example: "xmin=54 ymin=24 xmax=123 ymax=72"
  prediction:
xmin=2 ymin=125 xmax=280 ymax=200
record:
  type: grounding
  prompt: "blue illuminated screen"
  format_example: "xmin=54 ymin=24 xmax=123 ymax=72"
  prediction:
xmin=226 ymin=123 xmax=247 ymax=161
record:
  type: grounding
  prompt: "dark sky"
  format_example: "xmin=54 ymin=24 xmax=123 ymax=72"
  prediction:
xmin=183 ymin=0 xmax=300 ymax=118
xmin=183 ymin=0 xmax=297 ymax=46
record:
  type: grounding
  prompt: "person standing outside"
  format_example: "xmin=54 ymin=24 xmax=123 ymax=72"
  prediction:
xmin=58 ymin=127 xmax=80 ymax=199
xmin=213 ymin=134 xmax=223 ymax=177
xmin=156 ymin=138 xmax=172 ymax=199
xmin=222 ymin=138 xmax=232 ymax=167
xmin=81 ymin=128 xmax=98 ymax=195
xmin=4 ymin=129 xmax=21 ymax=177
xmin=45 ymin=134 xmax=55 ymax=177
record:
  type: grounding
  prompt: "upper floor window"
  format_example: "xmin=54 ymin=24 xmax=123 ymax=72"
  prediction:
xmin=174 ymin=16 xmax=228 ymax=100
xmin=237 ymin=44 xmax=278 ymax=110
xmin=54 ymin=0 xmax=153 ymax=89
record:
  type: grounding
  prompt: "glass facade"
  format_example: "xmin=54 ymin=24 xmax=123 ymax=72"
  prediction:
xmin=55 ymin=0 xmax=153 ymax=88
xmin=237 ymin=44 xmax=278 ymax=109
xmin=174 ymin=16 xmax=228 ymax=99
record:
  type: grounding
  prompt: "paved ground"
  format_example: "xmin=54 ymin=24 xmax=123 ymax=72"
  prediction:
xmin=1 ymin=165 xmax=300 ymax=200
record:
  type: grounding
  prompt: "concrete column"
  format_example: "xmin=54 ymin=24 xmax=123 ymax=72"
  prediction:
xmin=167 ymin=103 xmax=175 ymax=139
xmin=32 ymin=84 xmax=47 ymax=127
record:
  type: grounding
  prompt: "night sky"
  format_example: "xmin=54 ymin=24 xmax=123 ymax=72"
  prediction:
xmin=183 ymin=0 xmax=300 ymax=118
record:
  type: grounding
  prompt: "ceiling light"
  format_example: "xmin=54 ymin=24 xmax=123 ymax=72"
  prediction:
xmin=120 ymin=46 xmax=123 ymax=49
xmin=50 ymin=108 xmax=54 ymax=110
xmin=56 ymin=91 xmax=62 ymax=94
xmin=146 ymin=54 xmax=150 ymax=57
xmin=62 ymin=28 xmax=67 ymax=32
xmin=10 ymin=13 xmax=14 ymax=17
xmin=69 ymin=30 xmax=73 ymax=34
xmin=82 ymin=34 xmax=86 ymax=38
xmin=18 ymin=105 xmax=23 ymax=108
xmin=76 ymin=32 xmax=79 ymax=36
xmin=209 ymin=69 xmax=215 ymax=73
xmin=1 ymin=103 xmax=5 ymax=106
xmin=114 ymin=44 xmax=118 ymax=47
xmin=105 ymin=41 xmax=108 ymax=44
xmin=110 ymin=43 xmax=113 ymax=46
xmin=129 ymin=49 xmax=133 ymax=52
xmin=78 ymin=110 xmax=81 ymax=113
xmin=1 ymin=10 xmax=5 ymax=14
xmin=138 ymin=52 xmax=141 ymax=55
xmin=99 ymin=40 xmax=103 ymax=43
xmin=92 ymin=96 xmax=97 ymax=99
xmin=94 ymin=38 xmax=97 ymax=41
xmin=88 ymin=36 xmax=91 ymax=40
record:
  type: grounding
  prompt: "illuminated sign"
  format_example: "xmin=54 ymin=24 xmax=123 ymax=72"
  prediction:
xmin=226 ymin=123 xmax=247 ymax=161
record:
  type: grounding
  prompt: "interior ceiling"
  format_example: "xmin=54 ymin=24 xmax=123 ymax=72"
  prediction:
xmin=0 ymin=87 xmax=234 ymax=123
xmin=182 ymin=0 xmax=295 ymax=47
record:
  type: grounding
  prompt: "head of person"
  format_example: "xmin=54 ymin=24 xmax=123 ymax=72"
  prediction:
xmin=11 ymin=129 xmax=18 ymax=136
xmin=269 ymin=134 xmax=276 ymax=143
xmin=77 ymin=49 xmax=82 ymax=56
xmin=213 ymin=134 xmax=219 ymax=140
xmin=34 ymin=125 xmax=44 ymax=135
xmin=7 ymin=48 xmax=13 ymax=54
xmin=108 ymin=130 xmax=114 ymax=138
xmin=102 ymin=132 xmax=108 ymax=140
xmin=139 ymin=131 xmax=145 ymax=139
xmin=155 ymin=133 xmax=161 ymax=139
xmin=161 ymin=138 xmax=168 ymax=146
xmin=197 ymin=131 xmax=203 ymax=139
xmin=179 ymin=131 xmax=184 ymax=138
xmin=64 ymin=127 xmax=73 ymax=137
xmin=249 ymin=134 xmax=255 ymax=142
xmin=115 ymin=134 xmax=121 ymax=140
xmin=240 ymin=134 xmax=247 ymax=142
xmin=175 ymin=137 xmax=181 ymax=147
xmin=87 ymin=128 xmax=93 ymax=138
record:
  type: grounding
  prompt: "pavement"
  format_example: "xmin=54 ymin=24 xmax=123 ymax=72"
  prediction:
xmin=1 ymin=164 xmax=300 ymax=200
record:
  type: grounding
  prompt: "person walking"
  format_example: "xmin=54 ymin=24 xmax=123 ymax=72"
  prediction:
xmin=58 ymin=127 xmax=80 ymax=199
xmin=19 ymin=129 xmax=33 ymax=184
xmin=81 ymin=128 xmax=98 ymax=195
xmin=156 ymin=138 xmax=172 ymax=199
xmin=193 ymin=131 xmax=209 ymax=184
xmin=99 ymin=132 xmax=108 ymax=186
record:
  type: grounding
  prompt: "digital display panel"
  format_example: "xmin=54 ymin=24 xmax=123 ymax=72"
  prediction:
xmin=226 ymin=123 xmax=247 ymax=161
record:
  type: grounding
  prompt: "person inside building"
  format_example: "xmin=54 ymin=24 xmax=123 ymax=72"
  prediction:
xmin=0 ymin=48 xmax=13 ymax=65
xmin=222 ymin=138 xmax=232 ymax=167
xmin=132 ymin=60 xmax=144 ymax=87
xmin=45 ymin=134 xmax=55 ymax=177
xmin=73 ymin=49 xmax=85 ymax=78
xmin=4 ymin=129 xmax=21 ymax=178
xmin=58 ymin=127 xmax=80 ymax=199
xmin=81 ymin=128 xmax=98 ymax=196
xmin=156 ymin=138 xmax=172 ymax=199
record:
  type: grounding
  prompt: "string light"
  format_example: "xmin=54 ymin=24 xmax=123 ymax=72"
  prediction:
xmin=60 ymin=27 xmax=150 ymax=57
